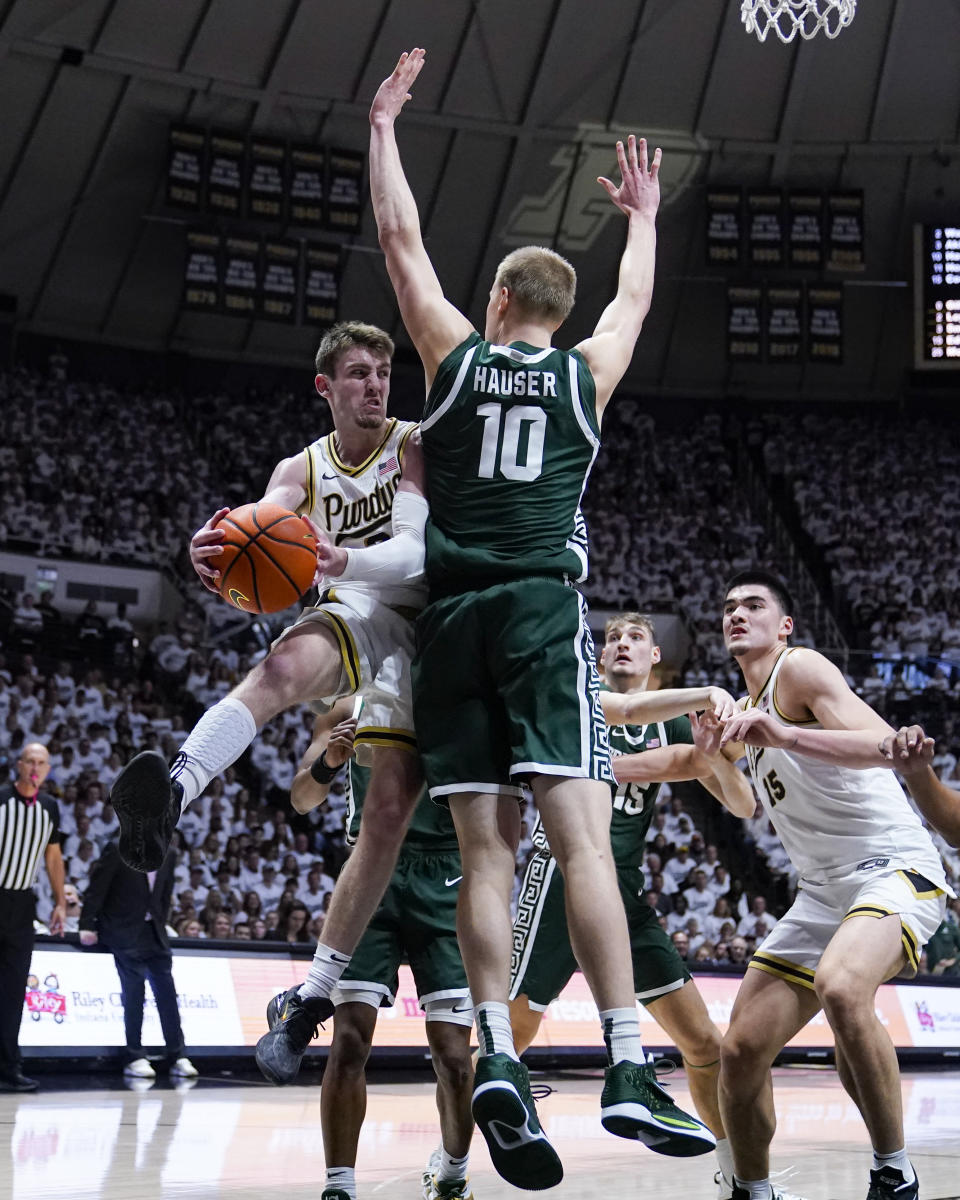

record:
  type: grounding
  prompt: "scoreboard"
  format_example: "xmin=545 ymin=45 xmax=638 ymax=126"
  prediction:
xmin=915 ymin=224 xmax=960 ymax=368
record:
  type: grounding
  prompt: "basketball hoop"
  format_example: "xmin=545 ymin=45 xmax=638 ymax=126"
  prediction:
xmin=741 ymin=0 xmax=856 ymax=43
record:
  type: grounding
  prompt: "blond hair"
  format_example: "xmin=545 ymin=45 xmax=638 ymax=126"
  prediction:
xmin=604 ymin=611 xmax=657 ymax=641
xmin=315 ymin=321 xmax=394 ymax=377
xmin=493 ymin=246 xmax=576 ymax=325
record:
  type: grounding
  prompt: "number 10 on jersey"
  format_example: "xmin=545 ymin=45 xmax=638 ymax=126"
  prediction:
xmin=476 ymin=403 xmax=546 ymax=481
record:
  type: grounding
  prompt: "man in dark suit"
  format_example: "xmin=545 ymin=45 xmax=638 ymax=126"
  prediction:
xmin=79 ymin=842 xmax=197 ymax=1080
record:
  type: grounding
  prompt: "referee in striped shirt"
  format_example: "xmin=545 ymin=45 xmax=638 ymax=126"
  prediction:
xmin=0 ymin=742 xmax=66 ymax=1093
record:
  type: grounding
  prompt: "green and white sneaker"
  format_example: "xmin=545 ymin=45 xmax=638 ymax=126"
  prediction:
xmin=600 ymin=1059 xmax=716 ymax=1156
xmin=471 ymin=1053 xmax=563 ymax=1190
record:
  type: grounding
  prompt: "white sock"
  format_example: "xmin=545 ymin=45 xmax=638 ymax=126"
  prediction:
xmin=873 ymin=1149 xmax=915 ymax=1183
xmin=599 ymin=1006 xmax=644 ymax=1066
xmin=734 ymin=1178 xmax=772 ymax=1200
xmin=175 ymin=697 xmax=257 ymax=809
xmin=716 ymin=1137 xmax=734 ymax=1187
xmin=475 ymin=1001 xmax=518 ymax=1059
xmin=300 ymin=943 xmax=351 ymax=1000
xmin=438 ymin=1148 xmax=469 ymax=1182
xmin=325 ymin=1166 xmax=356 ymax=1199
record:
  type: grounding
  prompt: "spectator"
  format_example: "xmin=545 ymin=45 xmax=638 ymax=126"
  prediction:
xmin=682 ymin=869 xmax=716 ymax=919
xmin=737 ymin=895 xmax=779 ymax=943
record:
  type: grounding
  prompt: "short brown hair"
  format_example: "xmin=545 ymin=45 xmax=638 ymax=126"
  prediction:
xmin=604 ymin=611 xmax=656 ymax=641
xmin=493 ymin=247 xmax=576 ymax=325
xmin=315 ymin=321 xmax=394 ymax=377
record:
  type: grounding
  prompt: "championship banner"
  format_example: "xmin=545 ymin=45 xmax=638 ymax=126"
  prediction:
xmin=787 ymin=190 xmax=824 ymax=269
xmin=705 ymin=187 xmax=742 ymax=267
xmin=302 ymin=242 xmax=341 ymax=326
xmin=222 ymin=236 xmax=260 ymax=318
xmin=206 ymin=131 xmax=246 ymax=217
xmin=289 ymin=145 xmax=326 ymax=227
xmin=747 ymin=188 xmax=784 ymax=267
xmin=183 ymin=229 xmax=222 ymax=312
xmin=247 ymin=136 xmax=287 ymax=223
xmin=166 ymin=125 xmax=206 ymax=211
xmin=260 ymin=238 xmax=300 ymax=323
xmin=766 ymin=284 xmax=803 ymax=363
xmin=727 ymin=284 xmax=763 ymax=361
xmin=326 ymin=148 xmax=364 ymax=232
xmin=827 ymin=190 xmax=865 ymax=271
xmin=807 ymin=284 xmax=844 ymax=362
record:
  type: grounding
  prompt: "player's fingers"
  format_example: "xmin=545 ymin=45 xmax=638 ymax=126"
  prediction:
xmin=193 ymin=544 xmax=224 ymax=559
xmin=635 ymin=135 xmax=645 ymax=174
xmin=650 ymin=146 xmax=662 ymax=178
xmin=597 ymin=176 xmax=618 ymax=199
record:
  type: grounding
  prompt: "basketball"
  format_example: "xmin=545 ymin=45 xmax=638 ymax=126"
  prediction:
xmin=214 ymin=502 xmax=317 ymax=614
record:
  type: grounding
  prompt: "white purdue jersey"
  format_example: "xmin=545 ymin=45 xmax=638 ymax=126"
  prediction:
xmin=302 ymin=418 xmax=426 ymax=611
xmin=744 ymin=648 xmax=947 ymax=888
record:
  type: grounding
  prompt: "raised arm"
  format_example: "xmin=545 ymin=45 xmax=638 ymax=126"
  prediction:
xmin=884 ymin=725 xmax=960 ymax=846
xmin=576 ymin=134 xmax=661 ymax=415
xmin=369 ymin=49 xmax=473 ymax=384
xmin=291 ymin=699 xmax=358 ymax=815
xmin=601 ymin=684 xmax=737 ymax=727
xmin=190 ymin=452 xmax=309 ymax=592
xmin=720 ymin=648 xmax=895 ymax=769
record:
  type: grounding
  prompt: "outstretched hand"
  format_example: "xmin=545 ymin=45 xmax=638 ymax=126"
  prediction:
xmin=881 ymin=724 xmax=936 ymax=775
xmin=598 ymin=134 xmax=661 ymax=221
xmin=324 ymin=718 xmax=358 ymax=769
xmin=189 ymin=508 xmax=229 ymax=593
xmin=720 ymin=707 xmax=794 ymax=750
xmin=301 ymin=514 xmax=347 ymax=585
xmin=690 ymin=709 xmax=723 ymax=757
xmin=370 ymin=48 xmax=426 ymax=126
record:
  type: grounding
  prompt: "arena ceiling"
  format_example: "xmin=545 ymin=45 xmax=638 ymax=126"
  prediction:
xmin=1 ymin=0 xmax=959 ymax=401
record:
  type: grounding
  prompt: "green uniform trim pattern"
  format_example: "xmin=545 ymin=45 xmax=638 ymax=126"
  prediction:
xmin=511 ymin=715 xmax=694 ymax=1005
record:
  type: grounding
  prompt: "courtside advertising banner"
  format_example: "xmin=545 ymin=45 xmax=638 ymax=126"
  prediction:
xmin=22 ymin=948 xmax=960 ymax=1054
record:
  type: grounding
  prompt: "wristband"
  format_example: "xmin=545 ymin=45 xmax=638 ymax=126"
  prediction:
xmin=309 ymin=750 xmax=339 ymax=785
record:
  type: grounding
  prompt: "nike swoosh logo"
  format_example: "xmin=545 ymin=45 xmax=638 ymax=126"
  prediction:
xmin=329 ymin=952 xmax=350 ymax=964
xmin=322 ymin=472 xmax=337 ymax=480
xmin=444 ymin=876 xmax=463 ymax=887
xmin=451 ymin=1000 xmax=472 ymax=1013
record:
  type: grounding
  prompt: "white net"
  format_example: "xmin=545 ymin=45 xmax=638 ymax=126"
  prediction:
xmin=741 ymin=0 xmax=857 ymax=42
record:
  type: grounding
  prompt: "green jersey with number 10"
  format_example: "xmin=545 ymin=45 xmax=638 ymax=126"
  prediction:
xmin=420 ymin=333 xmax=601 ymax=593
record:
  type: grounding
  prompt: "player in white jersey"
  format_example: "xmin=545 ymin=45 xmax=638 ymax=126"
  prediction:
xmin=111 ymin=322 xmax=432 ymax=1084
xmin=715 ymin=569 xmax=953 ymax=1200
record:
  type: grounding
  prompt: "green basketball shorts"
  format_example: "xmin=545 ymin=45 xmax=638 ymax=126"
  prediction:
xmin=509 ymin=852 xmax=691 ymax=1008
xmin=413 ymin=577 xmax=613 ymax=800
xmin=333 ymin=846 xmax=469 ymax=1009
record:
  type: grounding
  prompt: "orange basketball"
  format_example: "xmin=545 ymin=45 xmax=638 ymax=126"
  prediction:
xmin=215 ymin=503 xmax=317 ymax=614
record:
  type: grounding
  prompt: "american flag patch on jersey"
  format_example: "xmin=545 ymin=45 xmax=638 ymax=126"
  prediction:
xmin=646 ymin=737 xmax=661 ymax=748
xmin=378 ymin=455 xmax=399 ymax=477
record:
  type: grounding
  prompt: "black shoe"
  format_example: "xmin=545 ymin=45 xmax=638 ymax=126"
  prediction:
xmin=255 ymin=986 xmax=334 ymax=1085
xmin=867 ymin=1166 xmax=918 ymax=1200
xmin=113 ymin=751 xmax=183 ymax=871
xmin=0 ymin=1069 xmax=38 ymax=1093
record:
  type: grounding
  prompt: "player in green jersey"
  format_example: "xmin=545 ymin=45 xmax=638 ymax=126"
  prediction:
xmin=510 ymin=612 xmax=756 ymax=1199
xmin=369 ymin=47 xmax=725 ymax=1188
xmin=279 ymin=699 xmax=475 ymax=1200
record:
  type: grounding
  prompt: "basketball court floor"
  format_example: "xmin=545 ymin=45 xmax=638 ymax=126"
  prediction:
xmin=2 ymin=1065 xmax=959 ymax=1199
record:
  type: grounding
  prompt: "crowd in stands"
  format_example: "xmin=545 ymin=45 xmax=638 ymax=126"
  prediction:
xmin=2 ymin=364 xmax=959 ymax=974
xmin=755 ymin=409 xmax=960 ymax=746
xmin=583 ymin=403 xmax=775 ymax=694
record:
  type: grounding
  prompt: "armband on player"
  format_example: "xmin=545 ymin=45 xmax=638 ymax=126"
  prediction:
xmin=309 ymin=750 xmax=339 ymax=785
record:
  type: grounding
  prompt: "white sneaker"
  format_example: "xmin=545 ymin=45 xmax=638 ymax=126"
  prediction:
xmin=170 ymin=1057 xmax=199 ymax=1078
xmin=123 ymin=1058 xmax=156 ymax=1079
xmin=421 ymin=1147 xmax=443 ymax=1198
xmin=716 ymin=1170 xmax=734 ymax=1200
